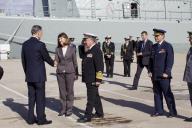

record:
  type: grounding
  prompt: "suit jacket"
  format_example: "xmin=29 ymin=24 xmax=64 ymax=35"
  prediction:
xmin=82 ymin=44 xmax=104 ymax=83
xmin=183 ymin=47 xmax=192 ymax=83
xmin=21 ymin=37 xmax=54 ymax=82
xmin=102 ymin=41 xmax=115 ymax=59
xmin=0 ymin=65 xmax=3 ymax=80
xmin=136 ymin=39 xmax=153 ymax=65
xmin=149 ymin=41 xmax=174 ymax=80
xmin=55 ymin=46 xmax=78 ymax=75
xmin=120 ymin=42 xmax=134 ymax=61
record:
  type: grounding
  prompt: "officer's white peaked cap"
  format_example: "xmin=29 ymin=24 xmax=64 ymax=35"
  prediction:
xmin=83 ymin=33 xmax=97 ymax=39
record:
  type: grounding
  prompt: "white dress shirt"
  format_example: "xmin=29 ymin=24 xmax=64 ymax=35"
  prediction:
xmin=62 ymin=46 xmax=68 ymax=57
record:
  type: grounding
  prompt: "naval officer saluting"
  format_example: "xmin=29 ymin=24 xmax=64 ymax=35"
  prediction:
xmin=78 ymin=33 xmax=104 ymax=123
xmin=149 ymin=28 xmax=177 ymax=118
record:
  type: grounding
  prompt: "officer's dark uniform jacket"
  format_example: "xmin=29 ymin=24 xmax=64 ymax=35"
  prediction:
xmin=183 ymin=47 xmax=192 ymax=83
xmin=136 ymin=39 xmax=153 ymax=65
xmin=82 ymin=44 xmax=104 ymax=83
xmin=120 ymin=42 xmax=134 ymax=61
xmin=102 ymin=42 xmax=115 ymax=59
xmin=78 ymin=44 xmax=86 ymax=59
xmin=149 ymin=41 xmax=174 ymax=80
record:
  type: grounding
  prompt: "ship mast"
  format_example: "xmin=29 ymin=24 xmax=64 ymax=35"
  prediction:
xmin=91 ymin=0 xmax=96 ymax=18
xmin=163 ymin=0 xmax=167 ymax=19
xmin=33 ymin=0 xmax=35 ymax=16
xmin=190 ymin=0 xmax=192 ymax=19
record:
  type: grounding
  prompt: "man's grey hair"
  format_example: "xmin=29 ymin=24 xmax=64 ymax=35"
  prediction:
xmin=31 ymin=25 xmax=42 ymax=35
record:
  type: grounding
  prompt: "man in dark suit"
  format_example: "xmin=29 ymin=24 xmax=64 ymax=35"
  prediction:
xmin=121 ymin=37 xmax=134 ymax=77
xmin=149 ymin=28 xmax=177 ymax=118
xmin=102 ymin=35 xmax=115 ymax=78
xmin=183 ymin=31 xmax=192 ymax=122
xmin=21 ymin=25 xmax=55 ymax=125
xmin=0 ymin=65 xmax=4 ymax=80
xmin=130 ymin=31 xmax=153 ymax=90
xmin=78 ymin=33 xmax=104 ymax=123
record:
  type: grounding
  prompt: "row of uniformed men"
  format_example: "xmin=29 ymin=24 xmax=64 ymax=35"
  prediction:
xmin=77 ymin=29 xmax=192 ymax=122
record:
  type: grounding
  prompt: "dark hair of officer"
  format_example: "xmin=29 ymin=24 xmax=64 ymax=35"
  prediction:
xmin=81 ymin=38 xmax=86 ymax=45
xmin=57 ymin=32 xmax=69 ymax=48
xmin=31 ymin=25 xmax=42 ymax=35
xmin=69 ymin=37 xmax=75 ymax=42
xmin=141 ymin=31 xmax=148 ymax=35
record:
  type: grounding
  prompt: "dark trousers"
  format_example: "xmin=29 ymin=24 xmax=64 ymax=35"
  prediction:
xmin=57 ymin=73 xmax=75 ymax=114
xmin=123 ymin=59 xmax=131 ymax=76
xmin=27 ymin=82 xmax=46 ymax=123
xmin=85 ymin=83 xmax=103 ymax=119
xmin=187 ymin=82 xmax=192 ymax=106
xmin=133 ymin=64 xmax=148 ymax=88
xmin=153 ymin=79 xmax=177 ymax=114
xmin=105 ymin=58 xmax=114 ymax=77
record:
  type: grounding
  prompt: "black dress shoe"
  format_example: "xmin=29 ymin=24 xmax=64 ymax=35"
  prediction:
xmin=151 ymin=112 xmax=164 ymax=117
xmin=27 ymin=118 xmax=38 ymax=125
xmin=37 ymin=120 xmax=52 ymax=125
xmin=65 ymin=113 xmax=72 ymax=117
xmin=27 ymin=120 xmax=37 ymax=125
xmin=129 ymin=86 xmax=137 ymax=90
xmin=167 ymin=113 xmax=177 ymax=118
xmin=58 ymin=112 xmax=65 ymax=116
xmin=92 ymin=114 xmax=104 ymax=119
xmin=77 ymin=117 xmax=91 ymax=123
xmin=184 ymin=117 xmax=192 ymax=122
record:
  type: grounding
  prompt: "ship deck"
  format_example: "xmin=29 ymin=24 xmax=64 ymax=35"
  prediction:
xmin=0 ymin=54 xmax=191 ymax=128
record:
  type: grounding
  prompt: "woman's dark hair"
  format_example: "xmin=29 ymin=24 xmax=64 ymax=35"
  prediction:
xmin=57 ymin=32 xmax=69 ymax=48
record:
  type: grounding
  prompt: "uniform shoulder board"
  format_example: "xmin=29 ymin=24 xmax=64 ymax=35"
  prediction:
xmin=96 ymin=71 xmax=103 ymax=80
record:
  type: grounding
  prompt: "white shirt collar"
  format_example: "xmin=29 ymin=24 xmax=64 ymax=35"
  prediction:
xmin=89 ymin=43 xmax=96 ymax=50
xmin=32 ymin=35 xmax=40 ymax=40
xmin=158 ymin=40 xmax=164 ymax=45
xmin=62 ymin=46 xmax=68 ymax=56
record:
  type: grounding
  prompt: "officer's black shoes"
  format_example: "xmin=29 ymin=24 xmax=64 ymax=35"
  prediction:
xmin=65 ymin=112 xmax=72 ymax=117
xmin=58 ymin=112 xmax=65 ymax=116
xmin=37 ymin=120 xmax=52 ymax=125
xmin=92 ymin=114 xmax=104 ymax=119
xmin=77 ymin=117 xmax=91 ymax=123
xmin=151 ymin=112 xmax=164 ymax=117
xmin=167 ymin=113 xmax=177 ymax=118
xmin=27 ymin=120 xmax=37 ymax=125
xmin=184 ymin=117 xmax=192 ymax=122
xmin=129 ymin=86 xmax=137 ymax=90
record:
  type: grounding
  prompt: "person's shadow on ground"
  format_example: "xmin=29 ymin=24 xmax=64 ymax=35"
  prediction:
xmin=46 ymin=97 xmax=85 ymax=118
xmin=2 ymin=98 xmax=28 ymax=123
xmin=101 ymin=96 xmax=187 ymax=120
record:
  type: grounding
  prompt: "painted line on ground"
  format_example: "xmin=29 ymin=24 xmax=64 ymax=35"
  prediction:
xmin=0 ymin=83 xmax=93 ymax=128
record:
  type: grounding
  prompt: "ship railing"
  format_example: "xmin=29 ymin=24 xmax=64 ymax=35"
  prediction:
xmin=0 ymin=8 xmax=191 ymax=22
xmin=0 ymin=32 xmax=56 ymax=54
